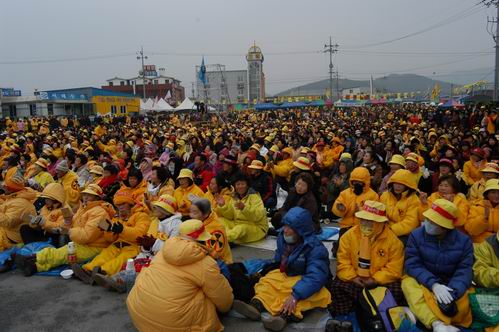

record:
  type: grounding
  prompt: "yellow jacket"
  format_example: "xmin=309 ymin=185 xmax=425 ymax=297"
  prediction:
xmin=38 ymin=204 xmax=71 ymax=233
xmin=215 ymin=189 xmax=268 ymax=233
xmin=271 ymin=157 xmax=294 ymax=180
xmin=465 ymin=199 xmax=499 ymax=243
xmin=468 ymin=179 xmax=487 ymax=202
xmin=127 ymin=237 xmax=233 ymax=332
xmin=332 ymin=167 xmax=379 ymax=228
xmin=380 ymin=191 xmax=421 ymax=237
xmin=34 ymin=171 xmax=55 ymax=190
xmin=173 ymin=184 xmax=204 ymax=216
xmin=204 ymin=186 xmax=234 ymax=210
xmin=0 ymin=194 xmax=36 ymax=244
xmin=462 ymin=160 xmax=486 ymax=186
xmin=420 ymin=192 xmax=469 ymax=228
xmin=69 ymin=200 xmax=116 ymax=248
xmin=58 ymin=171 xmax=80 ymax=211
xmin=104 ymin=209 xmax=151 ymax=245
xmin=203 ymin=211 xmax=233 ymax=264
xmin=473 ymin=236 xmax=499 ymax=288
xmin=337 ymin=225 xmax=404 ymax=285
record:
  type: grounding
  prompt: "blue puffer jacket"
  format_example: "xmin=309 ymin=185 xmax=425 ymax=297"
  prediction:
xmin=274 ymin=207 xmax=331 ymax=301
xmin=404 ymin=226 xmax=474 ymax=299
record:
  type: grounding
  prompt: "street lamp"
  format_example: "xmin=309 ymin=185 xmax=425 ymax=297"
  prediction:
xmin=137 ymin=46 xmax=148 ymax=99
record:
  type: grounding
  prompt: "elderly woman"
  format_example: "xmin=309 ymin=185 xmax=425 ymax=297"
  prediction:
xmin=233 ymin=207 xmax=331 ymax=332
xmin=402 ymin=199 xmax=474 ymax=332
xmin=204 ymin=175 xmax=233 ymax=210
xmin=173 ymin=168 xmax=204 ymax=218
xmin=215 ymin=174 xmax=268 ymax=243
xmin=465 ymin=179 xmax=499 ymax=243
xmin=328 ymin=201 xmax=405 ymax=317
xmin=127 ymin=219 xmax=233 ymax=332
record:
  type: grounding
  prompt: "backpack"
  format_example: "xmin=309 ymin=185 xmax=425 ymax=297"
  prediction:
xmin=356 ymin=286 xmax=407 ymax=332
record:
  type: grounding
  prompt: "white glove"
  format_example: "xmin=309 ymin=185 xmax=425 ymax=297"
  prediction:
xmin=422 ymin=166 xmax=430 ymax=179
xmin=27 ymin=178 xmax=36 ymax=187
xmin=432 ymin=320 xmax=460 ymax=332
xmin=432 ymin=283 xmax=454 ymax=304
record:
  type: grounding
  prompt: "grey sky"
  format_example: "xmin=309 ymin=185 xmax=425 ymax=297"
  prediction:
xmin=0 ymin=0 xmax=494 ymax=95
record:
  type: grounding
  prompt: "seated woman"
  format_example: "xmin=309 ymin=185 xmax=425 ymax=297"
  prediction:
xmin=20 ymin=183 xmax=70 ymax=247
xmin=127 ymin=219 xmax=233 ymax=332
xmin=189 ymin=197 xmax=232 ymax=264
xmin=215 ymin=174 xmax=268 ymax=243
xmin=473 ymin=230 xmax=499 ymax=289
xmin=420 ymin=175 xmax=469 ymax=230
xmin=204 ymin=175 xmax=233 ymax=210
xmin=380 ymin=169 xmax=421 ymax=243
xmin=232 ymin=207 xmax=331 ymax=332
xmin=402 ymin=199 xmax=474 ymax=332
xmin=271 ymin=172 xmax=319 ymax=233
xmin=173 ymin=168 xmax=204 ymax=218
xmin=328 ymin=201 xmax=405 ymax=317
xmin=465 ymin=179 xmax=499 ymax=243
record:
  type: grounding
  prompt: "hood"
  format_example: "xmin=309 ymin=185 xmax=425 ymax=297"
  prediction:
xmin=162 ymin=237 xmax=209 ymax=266
xmin=349 ymin=167 xmax=371 ymax=188
xmin=388 ymin=169 xmax=417 ymax=190
xmin=282 ymin=207 xmax=315 ymax=239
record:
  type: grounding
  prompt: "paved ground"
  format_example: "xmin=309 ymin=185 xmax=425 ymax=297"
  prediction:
xmin=0 ymin=245 xmax=336 ymax=332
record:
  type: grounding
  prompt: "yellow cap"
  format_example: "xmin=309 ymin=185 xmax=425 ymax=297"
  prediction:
xmin=81 ymin=184 xmax=103 ymax=197
xmin=248 ymin=160 xmax=264 ymax=170
xmin=177 ymin=168 xmax=194 ymax=181
xmin=355 ymin=200 xmax=388 ymax=223
xmin=152 ymin=194 xmax=178 ymax=215
xmin=179 ymin=219 xmax=212 ymax=241
xmin=388 ymin=154 xmax=406 ymax=168
xmin=423 ymin=199 xmax=458 ymax=229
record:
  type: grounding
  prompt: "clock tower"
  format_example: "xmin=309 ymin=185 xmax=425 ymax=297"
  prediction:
xmin=246 ymin=42 xmax=265 ymax=103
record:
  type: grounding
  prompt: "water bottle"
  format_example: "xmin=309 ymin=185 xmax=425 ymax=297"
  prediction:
xmin=67 ymin=241 xmax=77 ymax=264
xmin=125 ymin=258 xmax=136 ymax=293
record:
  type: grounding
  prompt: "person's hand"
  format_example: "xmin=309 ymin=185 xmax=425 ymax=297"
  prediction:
xmin=419 ymin=192 xmax=428 ymax=205
xmin=215 ymin=195 xmax=225 ymax=207
xmin=334 ymin=176 xmax=343 ymax=186
xmin=442 ymin=193 xmax=455 ymax=202
xmin=281 ymin=295 xmax=298 ymax=316
xmin=336 ymin=203 xmax=346 ymax=212
xmin=98 ymin=219 xmax=112 ymax=231
xmin=363 ymin=277 xmax=378 ymax=288
xmin=235 ymin=200 xmax=245 ymax=210
xmin=136 ymin=235 xmax=156 ymax=250
xmin=352 ymin=277 xmax=365 ymax=287
xmin=432 ymin=283 xmax=454 ymax=304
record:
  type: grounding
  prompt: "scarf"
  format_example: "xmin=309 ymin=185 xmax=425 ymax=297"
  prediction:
xmin=358 ymin=223 xmax=384 ymax=278
xmin=280 ymin=240 xmax=301 ymax=273
xmin=99 ymin=174 xmax=118 ymax=190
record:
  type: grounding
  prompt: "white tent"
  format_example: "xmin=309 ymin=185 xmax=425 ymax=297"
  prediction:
xmin=152 ymin=98 xmax=174 ymax=112
xmin=140 ymin=98 xmax=154 ymax=113
xmin=175 ymin=97 xmax=196 ymax=111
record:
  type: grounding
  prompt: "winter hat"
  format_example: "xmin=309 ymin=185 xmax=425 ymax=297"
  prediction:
xmin=113 ymin=188 xmax=135 ymax=206
xmin=423 ymin=198 xmax=458 ymax=230
xmin=388 ymin=155 xmax=406 ymax=168
xmin=152 ymin=194 xmax=178 ymax=215
xmin=293 ymin=157 xmax=311 ymax=171
xmin=355 ymin=200 xmax=388 ymax=223
xmin=248 ymin=160 xmax=264 ymax=170
xmin=81 ymin=184 xmax=103 ymax=197
xmin=56 ymin=160 xmax=69 ymax=173
xmin=177 ymin=168 xmax=194 ymax=181
xmin=40 ymin=183 xmax=66 ymax=204
xmin=179 ymin=219 xmax=212 ymax=241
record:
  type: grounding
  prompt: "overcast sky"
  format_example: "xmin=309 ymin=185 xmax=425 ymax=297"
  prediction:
xmin=0 ymin=0 xmax=494 ymax=95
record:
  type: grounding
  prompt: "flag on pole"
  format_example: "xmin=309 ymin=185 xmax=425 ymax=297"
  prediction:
xmin=198 ymin=57 xmax=207 ymax=85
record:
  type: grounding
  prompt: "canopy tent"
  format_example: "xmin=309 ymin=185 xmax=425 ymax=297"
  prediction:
xmin=140 ymin=98 xmax=154 ymax=114
xmin=152 ymin=98 xmax=174 ymax=112
xmin=439 ymin=99 xmax=465 ymax=108
xmin=175 ymin=97 xmax=196 ymax=111
xmin=280 ymin=101 xmax=308 ymax=108
xmin=255 ymin=103 xmax=279 ymax=110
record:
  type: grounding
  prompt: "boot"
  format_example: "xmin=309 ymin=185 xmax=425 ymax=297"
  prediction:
xmin=71 ymin=264 xmax=93 ymax=284
xmin=15 ymin=254 xmax=37 ymax=277
xmin=325 ymin=319 xmax=341 ymax=332
xmin=232 ymin=300 xmax=261 ymax=321
xmin=261 ymin=314 xmax=287 ymax=332
xmin=93 ymin=273 xmax=126 ymax=293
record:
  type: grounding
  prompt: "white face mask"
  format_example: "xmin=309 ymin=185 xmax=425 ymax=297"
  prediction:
xmin=168 ymin=164 xmax=175 ymax=174
xmin=284 ymin=234 xmax=298 ymax=244
xmin=424 ymin=220 xmax=446 ymax=236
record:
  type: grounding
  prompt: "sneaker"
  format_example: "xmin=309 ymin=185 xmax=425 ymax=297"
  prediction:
xmin=15 ymin=254 xmax=37 ymax=277
xmin=71 ymin=264 xmax=93 ymax=284
xmin=93 ymin=273 xmax=126 ymax=293
xmin=232 ymin=300 xmax=261 ymax=321
xmin=261 ymin=315 xmax=287 ymax=331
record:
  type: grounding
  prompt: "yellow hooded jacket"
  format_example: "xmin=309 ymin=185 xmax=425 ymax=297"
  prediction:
xmin=462 ymin=160 xmax=487 ymax=186
xmin=174 ymin=184 xmax=204 ymax=216
xmin=337 ymin=225 xmax=404 ymax=285
xmin=127 ymin=237 xmax=233 ymax=332
xmin=203 ymin=211 xmax=233 ymax=264
xmin=104 ymin=209 xmax=151 ymax=245
xmin=69 ymin=200 xmax=116 ymax=248
xmin=332 ymin=167 xmax=379 ymax=228
xmin=204 ymin=186 xmax=234 ymax=210
xmin=58 ymin=170 xmax=80 ymax=210
xmin=465 ymin=199 xmax=499 ymax=243
xmin=472 ymin=236 xmax=499 ymax=288
xmin=0 ymin=194 xmax=36 ymax=247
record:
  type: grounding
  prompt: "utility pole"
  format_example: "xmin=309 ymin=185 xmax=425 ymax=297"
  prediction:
xmin=191 ymin=82 xmax=195 ymax=99
xmin=136 ymin=46 xmax=148 ymax=99
xmin=335 ymin=69 xmax=340 ymax=101
xmin=324 ymin=37 xmax=339 ymax=101
xmin=485 ymin=0 xmax=499 ymax=102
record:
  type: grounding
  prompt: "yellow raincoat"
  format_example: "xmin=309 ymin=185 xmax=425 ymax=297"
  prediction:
xmin=462 ymin=160 xmax=487 ymax=186
xmin=332 ymin=167 xmax=379 ymax=228
xmin=58 ymin=170 xmax=80 ymax=211
xmin=465 ymin=199 xmax=499 ymax=243
xmin=473 ymin=235 xmax=499 ymax=288
xmin=173 ymin=184 xmax=204 ymax=216
xmin=204 ymin=186 xmax=234 ymax=210
xmin=215 ymin=189 xmax=268 ymax=243
xmin=203 ymin=211 xmax=233 ymax=264
xmin=0 ymin=192 xmax=36 ymax=250
xmin=127 ymin=237 xmax=233 ymax=332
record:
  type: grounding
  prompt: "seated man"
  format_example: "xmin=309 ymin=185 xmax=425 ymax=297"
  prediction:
xmin=328 ymin=201 xmax=405 ymax=319
xmin=402 ymin=199 xmax=474 ymax=332
xmin=72 ymin=188 xmax=150 ymax=284
xmin=232 ymin=207 xmax=331 ymax=332
xmin=16 ymin=184 xmax=115 ymax=276
xmin=215 ymin=174 xmax=268 ymax=244
xmin=0 ymin=172 xmax=37 ymax=252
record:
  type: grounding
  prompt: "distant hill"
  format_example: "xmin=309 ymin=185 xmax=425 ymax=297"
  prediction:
xmin=431 ymin=67 xmax=493 ymax=86
xmin=275 ymin=73 xmax=458 ymax=96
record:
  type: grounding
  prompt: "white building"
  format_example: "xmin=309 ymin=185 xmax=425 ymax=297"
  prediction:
xmin=246 ymin=43 xmax=265 ymax=103
xmin=196 ymin=65 xmax=247 ymax=104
